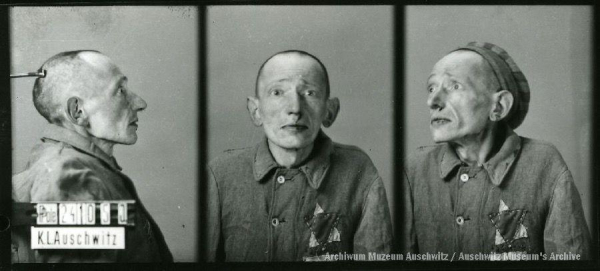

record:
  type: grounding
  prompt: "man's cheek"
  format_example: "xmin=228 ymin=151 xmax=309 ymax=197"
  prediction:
xmin=91 ymin=113 xmax=118 ymax=134
xmin=265 ymin=105 xmax=282 ymax=117
xmin=89 ymin=114 xmax=107 ymax=129
xmin=261 ymin=117 xmax=277 ymax=130
xmin=264 ymin=112 xmax=283 ymax=127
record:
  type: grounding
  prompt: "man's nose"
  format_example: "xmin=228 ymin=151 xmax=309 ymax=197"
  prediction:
xmin=427 ymin=87 xmax=444 ymax=110
xmin=285 ymin=91 xmax=302 ymax=115
xmin=130 ymin=92 xmax=147 ymax=111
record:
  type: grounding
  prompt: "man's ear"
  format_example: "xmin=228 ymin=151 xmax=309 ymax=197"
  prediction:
xmin=490 ymin=90 xmax=514 ymax=122
xmin=247 ymin=96 xmax=262 ymax=127
xmin=67 ymin=96 xmax=88 ymax=126
xmin=322 ymin=97 xmax=340 ymax=128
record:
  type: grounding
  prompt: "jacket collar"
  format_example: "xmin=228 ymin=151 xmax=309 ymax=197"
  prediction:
xmin=42 ymin=124 xmax=122 ymax=171
xmin=253 ymin=131 xmax=333 ymax=190
xmin=439 ymin=126 xmax=522 ymax=186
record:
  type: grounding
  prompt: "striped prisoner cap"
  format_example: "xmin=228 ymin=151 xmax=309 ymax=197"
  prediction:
xmin=454 ymin=42 xmax=530 ymax=130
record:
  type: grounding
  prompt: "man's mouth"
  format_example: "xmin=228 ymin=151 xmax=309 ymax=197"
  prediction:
xmin=281 ymin=124 xmax=308 ymax=131
xmin=430 ymin=117 xmax=450 ymax=126
xmin=129 ymin=119 xmax=138 ymax=127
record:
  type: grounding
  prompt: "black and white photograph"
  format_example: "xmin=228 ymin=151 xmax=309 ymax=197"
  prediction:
xmin=402 ymin=5 xmax=594 ymax=261
xmin=205 ymin=6 xmax=394 ymax=262
xmin=9 ymin=6 xmax=198 ymax=262
xmin=0 ymin=3 xmax=597 ymax=268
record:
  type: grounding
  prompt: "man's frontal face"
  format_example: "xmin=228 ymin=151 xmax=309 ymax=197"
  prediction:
xmin=257 ymin=53 xmax=329 ymax=150
xmin=426 ymin=51 xmax=494 ymax=143
xmin=80 ymin=53 xmax=147 ymax=145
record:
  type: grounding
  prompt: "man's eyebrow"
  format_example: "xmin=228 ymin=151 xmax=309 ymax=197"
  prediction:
xmin=115 ymin=76 xmax=127 ymax=86
xmin=263 ymin=78 xmax=290 ymax=85
xmin=262 ymin=79 xmax=288 ymax=90
xmin=463 ymin=75 xmax=476 ymax=88
xmin=435 ymin=71 xmax=460 ymax=80
xmin=266 ymin=78 xmax=319 ymax=88
xmin=111 ymin=76 xmax=128 ymax=93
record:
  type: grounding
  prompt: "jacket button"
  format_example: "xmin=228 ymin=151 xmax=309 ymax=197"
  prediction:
xmin=271 ymin=218 xmax=280 ymax=227
xmin=277 ymin=176 xmax=285 ymax=184
xmin=460 ymin=174 xmax=469 ymax=182
xmin=456 ymin=216 xmax=465 ymax=225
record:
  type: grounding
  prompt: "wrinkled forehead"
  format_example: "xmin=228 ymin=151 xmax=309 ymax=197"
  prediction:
xmin=430 ymin=50 xmax=489 ymax=81
xmin=258 ymin=53 xmax=327 ymax=89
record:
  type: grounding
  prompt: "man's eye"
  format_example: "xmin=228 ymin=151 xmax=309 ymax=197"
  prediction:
xmin=451 ymin=83 xmax=461 ymax=90
xmin=305 ymin=90 xmax=316 ymax=96
xmin=117 ymin=88 xmax=124 ymax=94
xmin=427 ymin=86 xmax=434 ymax=93
xmin=270 ymin=89 xmax=282 ymax=96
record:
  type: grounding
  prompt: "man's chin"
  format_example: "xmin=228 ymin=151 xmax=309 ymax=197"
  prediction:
xmin=431 ymin=132 xmax=451 ymax=144
xmin=106 ymin=136 xmax=138 ymax=145
xmin=121 ymin=139 xmax=137 ymax=145
xmin=121 ymin=135 xmax=138 ymax=145
xmin=268 ymin=137 xmax=312 ymax=151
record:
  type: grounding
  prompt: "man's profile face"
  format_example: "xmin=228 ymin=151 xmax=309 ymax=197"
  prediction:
xmin=426 ymin=50 xmax=494 ymax=143
xmin=255 ymin=53 xmax=329 ymax=150
xmin=79 ymin=53 xmax=147 ymax=145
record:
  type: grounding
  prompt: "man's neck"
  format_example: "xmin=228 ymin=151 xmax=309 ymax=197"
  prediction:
xmin=451 ymin=125 xmax=497 ymax=167
xmin=267 ymin=140 xmax=314 ymax=169
xmin=90 ymin=137 xmax=115 ymax=156
xmin=63 ymin=123 xmax=115 ymax=156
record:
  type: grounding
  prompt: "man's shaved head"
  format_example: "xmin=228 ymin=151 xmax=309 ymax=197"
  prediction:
xmin=33 ymin=50 xmax=147 ymax=146
xmin=255 ymin=50 xmax=330 ymax=98
xmin=33 ymin=50 xmax=108 ymax=124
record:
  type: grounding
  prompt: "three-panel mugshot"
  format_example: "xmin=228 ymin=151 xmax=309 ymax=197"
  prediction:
xmin=0 ymin=5 xmax=597 ymax=267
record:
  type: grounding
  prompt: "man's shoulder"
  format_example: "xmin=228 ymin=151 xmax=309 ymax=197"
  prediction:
xmin=40 ymin=140 xmax=99 ymax=166
xmin=331 ymin=141 xmax=375 ymax=164
xmin=519 ymin=136 xmax=562 ymax=156
xmin=518 ymin=136 xmax=568 ymax=169
xmin=329 ymin=142 xmax=382 ymax=180
xmin=13 ymin=140 xmax=108 ymax=202
xmin=208 ymin=146 xmax=255 ymax=172
xmin=414 ymin=144 xmax=445 ymax=154
xmin=406 ymin=144 xmax=445 ymax=166
xmin=16 ymin=140 xmax=93 ymax=175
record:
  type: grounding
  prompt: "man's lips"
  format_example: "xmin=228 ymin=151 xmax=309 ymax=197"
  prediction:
xmin=430 ymin=117 xmax=450 ymax=125
xmin=129 ymin=119 xmax=138 ymax=127
xmin=281 ymin=124 xmax=308 ymax=131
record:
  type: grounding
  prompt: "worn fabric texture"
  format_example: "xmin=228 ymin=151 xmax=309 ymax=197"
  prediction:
xmin=207 ymin=131 xmax=393 ymax=262
xmin=12 ymin=124 xmax=173 ymax=263
xmin=402 ymin=125 xmax=591 ymax=260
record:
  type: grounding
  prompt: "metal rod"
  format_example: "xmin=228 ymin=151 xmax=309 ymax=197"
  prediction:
xmin=10 ymin=70 xmax=46 ymax=79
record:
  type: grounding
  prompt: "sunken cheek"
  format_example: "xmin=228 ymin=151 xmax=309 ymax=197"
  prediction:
xmin=261 ymin=103 xmax=284 ymax=120
xmin=260 ymin=97 xmax=323 ymax=123
xmin=455 ymin=99 xmax=487 ymax=128
xmin=105 ymin=105 xmax=129 ymax=128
